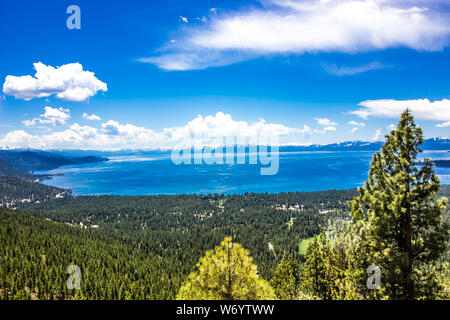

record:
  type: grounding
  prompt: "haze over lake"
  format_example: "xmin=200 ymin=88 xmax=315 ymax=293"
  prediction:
xmin=35 ymin=150 xmax=450 ymax=196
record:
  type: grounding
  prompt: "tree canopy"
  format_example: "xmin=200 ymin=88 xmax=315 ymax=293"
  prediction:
xmin=349 ymin=110 xmax=449 ymax=299
xmin=176 ymin=237 xmax=276 ymax=300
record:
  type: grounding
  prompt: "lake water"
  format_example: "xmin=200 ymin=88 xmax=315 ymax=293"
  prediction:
xmin=37 ymin=150 xmax=450 ymax=195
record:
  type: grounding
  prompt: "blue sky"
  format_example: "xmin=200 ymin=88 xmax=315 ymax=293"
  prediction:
xmin=0 ymin=0 xmax=449 ymax=149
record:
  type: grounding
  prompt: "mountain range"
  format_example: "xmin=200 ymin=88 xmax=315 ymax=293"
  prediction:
xmin=0 ymin=137 xmax=448 ymax=178
xmin=279 ymin=137 xmax=450 ymax=152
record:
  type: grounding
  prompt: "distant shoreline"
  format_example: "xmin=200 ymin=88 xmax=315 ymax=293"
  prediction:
xmin=2 ymin=148 xmax=448 ymax=197
xmin=416 ymin=159 xmax=450 ymax=168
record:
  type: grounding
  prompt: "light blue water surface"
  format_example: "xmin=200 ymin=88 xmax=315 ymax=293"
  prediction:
xmin=37 ymin=150 xmax=450 ymax=195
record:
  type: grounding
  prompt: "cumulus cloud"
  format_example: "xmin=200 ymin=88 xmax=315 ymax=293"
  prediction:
xmin=162 ymin=112 xmax=299 ymax=148
xmin=350 ymin=127 xmax=359 ymax=133
xmin=350 ymin=98 xmax=450 ymax=123
xmin=3 ymin=62 xmax=107 ymax=102
xmin=372 ymin=128 xmax=383 ymax=141
xmin=101 ymin=120 xmax=157 ymax=140
xmin=83 ymin=113 xmax=101 ymax=121
xmin=180 ymin=16 xmax=189 ymax=23
xmin=313 ymin=117 xmax=338 ymax=133
xmin=2 ymin=112 xmax=301 ymax=150
xmin=298 ymin=125 xmax=313 ymax=137
xmin=315 ymin=117 xmax=338 ymax=126
xmin=22 ymin=106 xmax=70 ymax=127
xmin=322 ymin=61 xmax=388 ymax=76
xmin=0 ymin=130 xmax=34 ymax=146
xmin=348 ymin=120 xmax=365 ymax=127
xmin=314 ymin=126 xmax=336 ymax=134
xmin=141 ymin=0 xmax=450 ymax=70
xmin=323 ymin=126 xmax=336 ymax=132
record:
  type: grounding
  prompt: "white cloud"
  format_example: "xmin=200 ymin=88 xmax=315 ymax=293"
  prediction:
xmin=142 ymin=0 xmax=450 ymax=70
xmin=83 ymin=113 xmax=101 ymax=121
xmin=1 ymin=112 xmax=301 ymax=150
xmin=351 ymin=98 xmax=450 ymax=122
xmin=3 ymin=62 xmax=107 ymax=102
xmin=22 ymin=106 xmax=70 ymax=127
xmin=0 ymin=130 xmax=34 ymax=146
xmin=298 ymin=125 xmax=312 ymax=137
xmin=323 ymin=126 xmax=336 ymax=132
xmin=322 ymin=61 xmax=388 ymax=76
xmin=163 ymin=112 xmax=299 ymax=148
xmin=348 ymin=120 xmax=365 ymax=127
xmin=180 ymin=16 xmax=189 ymax=23
xmin=350 ymin=127 xmax=359 ymax=133
xmin=436 ymin=121 xmax=450 ymax=127
xmin=138 ymin=51 xmax=250 ymax=71
xmin=315 ymin=117 xmax=338 ymax=126
xmin=314 ymin=126 xmax=336 ymax=134
xmin=387 ymin=123 xmax=396 ymax=130
xmin=101 ymin=120 xmax=157 ymax=139
xmin=195 ymin=16 xmax=207 ymax=23
xmin=21 ymin=120 xmax=36 ymax=127
xmin=372 ymin=128 xmax=383 ymax=141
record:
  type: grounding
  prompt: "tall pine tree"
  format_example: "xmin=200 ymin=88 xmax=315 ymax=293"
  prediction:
xmin=349 ymin=110 xmax=448 ymax=299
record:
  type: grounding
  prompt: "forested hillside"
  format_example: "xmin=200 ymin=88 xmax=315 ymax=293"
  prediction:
xmin=20 ymin=190 xmax=356 ymax=280
xmin=0 ymin=182 xmax=447 ymax=300
xmin=0 ymin=176 xmax=69 ymax=208
xmin=0 ymin=209 xmax=177 ymax=299
xmin=0 ymin=185 xmax=369 ymax=300
xmin=0 ymin=150 xmax=107 ymax=174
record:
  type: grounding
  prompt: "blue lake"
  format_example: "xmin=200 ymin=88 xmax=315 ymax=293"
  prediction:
xmin=37 ymin=150 xmax=450 ymax=195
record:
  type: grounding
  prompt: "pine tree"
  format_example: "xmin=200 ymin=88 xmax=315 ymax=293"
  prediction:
xmin=349 ymin=110 xmax=449 ymax=299
xmin=176 ymin=237 xmax=276 ymax=300
xmin=325 ymin=223 xmax=371 ymax=300
xmin=299 ymin=233 xmax=333 ymax=299
xmin=270 ymin=252 xmax=301 ymax=299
